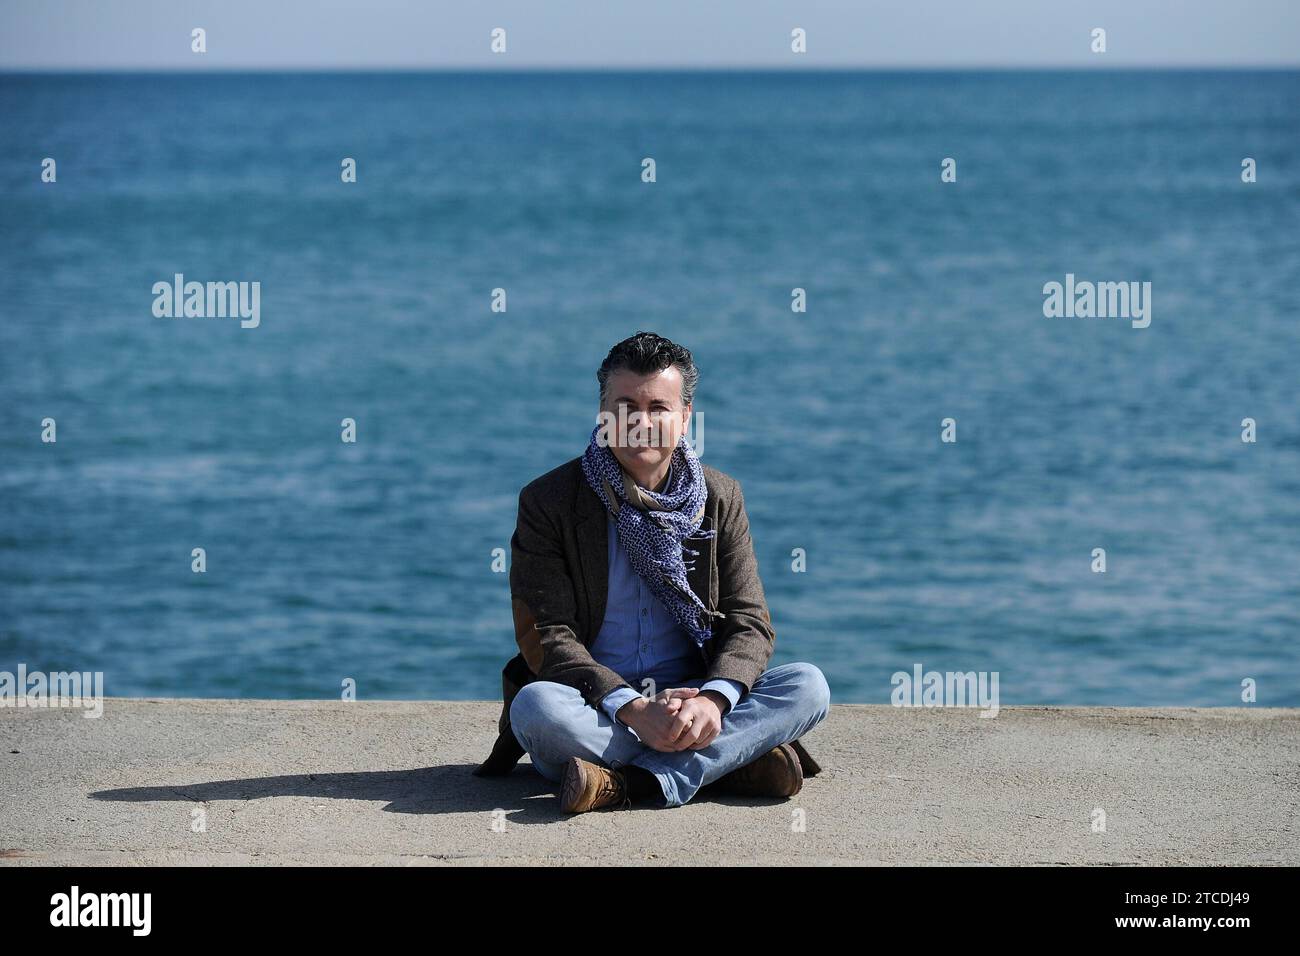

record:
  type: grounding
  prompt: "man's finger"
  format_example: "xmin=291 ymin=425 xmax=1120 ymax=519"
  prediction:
xmin=665 ymin=711 xmax=693 ymax=743
xmin=668 ymin=709 xmax=706 ymax=749
xmin=690 ymin=726 xmax=719 ymax=749
xmin=685 ymin=720 xmax=714 ymax=748
xmin=656 ymin=687 xmax=699 ymax=702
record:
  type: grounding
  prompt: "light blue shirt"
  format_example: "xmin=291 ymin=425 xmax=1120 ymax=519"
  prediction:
xmin=592 ymin=460 xmax=744 ymax=730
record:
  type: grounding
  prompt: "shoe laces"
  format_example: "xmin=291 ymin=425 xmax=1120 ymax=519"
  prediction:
xmin=608 ymin=767 xmax=634 ymax=811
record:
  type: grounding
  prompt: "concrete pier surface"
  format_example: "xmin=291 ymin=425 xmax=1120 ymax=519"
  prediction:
xmin=1 ymin=699 xmax=1296 ymax=866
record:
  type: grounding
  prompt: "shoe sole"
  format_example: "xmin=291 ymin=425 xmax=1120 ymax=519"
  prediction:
xmin=760 ymin=743 xmax=803 ymax=796
xmin=716 ymin=743 xmax=804 ymax=797
xmin=773 ymin=744 xmax=804 ymax=796
xmin=559 ymin=756 xmax=589 ymax=813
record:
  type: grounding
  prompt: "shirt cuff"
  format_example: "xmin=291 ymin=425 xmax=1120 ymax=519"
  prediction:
xmin=600 ymin=687 xmax=641 ymax=725
xmin=699 ymin=678 xmax=744 ymax=716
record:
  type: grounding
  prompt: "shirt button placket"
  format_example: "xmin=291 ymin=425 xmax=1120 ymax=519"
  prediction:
xmin=639 ymin=585 xmax=651 ymax=662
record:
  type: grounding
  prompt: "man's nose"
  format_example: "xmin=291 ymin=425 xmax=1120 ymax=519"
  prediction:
xmin=625 ymin=410 xmax=651 ymax=444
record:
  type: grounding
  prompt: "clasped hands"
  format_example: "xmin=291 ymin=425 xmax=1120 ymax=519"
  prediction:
xmin=616 ymin=686 xmax=725 ymax=752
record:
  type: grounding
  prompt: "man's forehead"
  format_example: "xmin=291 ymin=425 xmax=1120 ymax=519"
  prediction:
xmin=606 ymin=366 xmax=681 ymax=396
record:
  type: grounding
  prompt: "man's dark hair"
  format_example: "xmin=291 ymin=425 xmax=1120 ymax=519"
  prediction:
xmin=597 ymin=331 xmax=699 ymax=408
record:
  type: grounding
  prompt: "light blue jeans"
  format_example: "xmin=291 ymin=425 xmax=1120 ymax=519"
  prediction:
xmin=509 ymin=661 xmax=831 ymax=807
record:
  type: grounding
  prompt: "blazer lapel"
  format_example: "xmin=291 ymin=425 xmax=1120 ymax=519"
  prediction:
xmin=575 ymin=477 xmax=608 ymax=644
xmin=684 ymin=511 xmax=714 ymax=610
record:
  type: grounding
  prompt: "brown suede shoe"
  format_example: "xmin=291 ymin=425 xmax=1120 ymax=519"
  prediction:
xmin=559 ymin=756 xmax=634 ymax=813
xmin=710 ymin=743 xmax=804 ymax=797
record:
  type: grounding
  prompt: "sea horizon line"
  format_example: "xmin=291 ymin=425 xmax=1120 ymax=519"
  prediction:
xmin=3 ymin=64 xmax=1299 ymax=76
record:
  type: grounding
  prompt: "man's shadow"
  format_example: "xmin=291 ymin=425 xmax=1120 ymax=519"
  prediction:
xmin=88 ymin=762 xmax=766 ymax=821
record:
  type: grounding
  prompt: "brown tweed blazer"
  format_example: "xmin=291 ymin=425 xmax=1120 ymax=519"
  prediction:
xmin=474 ymin=455 xmax=821 ymax=778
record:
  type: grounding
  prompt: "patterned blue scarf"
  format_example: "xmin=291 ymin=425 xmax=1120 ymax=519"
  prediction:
xmin=580 ymin=423 xmax=723 ymax=646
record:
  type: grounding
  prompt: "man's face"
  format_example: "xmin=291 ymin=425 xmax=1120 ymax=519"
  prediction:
xmin=599 ymin=365 xmax=691 ymax=477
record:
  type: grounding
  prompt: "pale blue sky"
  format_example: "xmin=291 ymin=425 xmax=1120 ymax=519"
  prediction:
xmin=1 ymin=0 xmax=1297 ymax=70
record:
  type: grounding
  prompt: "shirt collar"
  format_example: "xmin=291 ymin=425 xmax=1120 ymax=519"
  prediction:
xmin=607 ymin=458 xmax=675 ymax=518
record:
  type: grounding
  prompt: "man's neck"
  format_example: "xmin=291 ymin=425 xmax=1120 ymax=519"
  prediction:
xmin=626 ymin=459 xmax=673 ymax=493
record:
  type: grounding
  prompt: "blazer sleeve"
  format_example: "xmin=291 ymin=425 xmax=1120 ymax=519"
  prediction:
xmin=704 ymin=478 xmax=776 ymax=692
xmin=509 ymin=486 xmax=637 ymax=709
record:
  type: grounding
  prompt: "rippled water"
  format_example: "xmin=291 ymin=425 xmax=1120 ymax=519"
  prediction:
xmin=1 ymin=71 xmax=1297 ymax=705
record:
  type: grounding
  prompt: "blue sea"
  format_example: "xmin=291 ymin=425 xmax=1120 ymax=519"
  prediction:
xmin=1 ymin=71 xmax=1297 ymax=706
